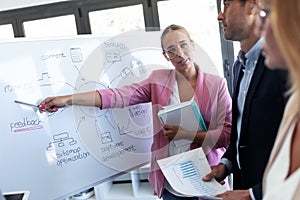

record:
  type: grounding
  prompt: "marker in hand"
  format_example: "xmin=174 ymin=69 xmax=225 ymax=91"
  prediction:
xmin=14 ymin=100 xmax=47 ymax=112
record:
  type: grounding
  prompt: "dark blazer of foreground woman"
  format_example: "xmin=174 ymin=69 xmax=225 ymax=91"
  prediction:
xmin=223 ymin=54 xmax=289 ymax=199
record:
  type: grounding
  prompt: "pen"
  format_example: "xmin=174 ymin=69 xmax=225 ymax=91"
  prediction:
xmin=14 ymin=100 xmax=39 ymax=108
xmin=14 ymin=100 xmax=46 ymax=110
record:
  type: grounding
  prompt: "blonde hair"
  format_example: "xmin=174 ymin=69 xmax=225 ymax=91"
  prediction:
xmin=272 ymin=0 xmax=300 ymax=110
xmin=160 ymin=24 xmax=193 ymax=49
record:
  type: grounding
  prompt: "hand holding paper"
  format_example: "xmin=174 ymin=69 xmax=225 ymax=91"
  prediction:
xmin=157 ymin=148 xmax=226 ymax=199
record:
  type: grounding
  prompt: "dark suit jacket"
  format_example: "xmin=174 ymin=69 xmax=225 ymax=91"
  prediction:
xmin=223 ymin=54 xmax=289 ymax=199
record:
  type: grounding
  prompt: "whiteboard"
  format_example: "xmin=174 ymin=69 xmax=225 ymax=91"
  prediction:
xmin=0 ymin=31 xmax=171 ymax=200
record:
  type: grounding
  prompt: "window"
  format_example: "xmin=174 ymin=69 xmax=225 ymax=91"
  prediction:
xmin=23 ymin=15 xmax=77 ymax=38
xmin=158 ymin=0 xmax=223 ymax=76
xmin=0 ymin=24 xmax=14 ymax=40
xmin=89 ymin=4 xmax=145 ymax=36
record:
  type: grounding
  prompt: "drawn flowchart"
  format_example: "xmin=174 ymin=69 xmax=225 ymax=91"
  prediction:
xmin=72 ymin=38 xmax=160 ymax=170
xmin=0 ymin=31 xmax=171 ymax=200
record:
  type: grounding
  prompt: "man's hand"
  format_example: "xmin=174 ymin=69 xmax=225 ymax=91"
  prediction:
xmin=202 ymin=163 xmax=228 ymax=184
xmin=215 ymin=190 xmax=251 ymax=200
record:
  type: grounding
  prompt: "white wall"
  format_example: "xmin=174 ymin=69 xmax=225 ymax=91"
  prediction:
xmin=0 ymin=0 xmax=71 ymax=11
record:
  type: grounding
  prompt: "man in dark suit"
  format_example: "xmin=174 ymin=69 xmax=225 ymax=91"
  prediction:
xmin=203 ymin=0 xmax=288 ymax=199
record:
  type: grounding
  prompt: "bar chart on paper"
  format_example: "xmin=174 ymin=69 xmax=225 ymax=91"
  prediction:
xmin=158 ymin=148 xmax=226 ymax=199
xmin=178 ymin=160 xmax=222 ymax=196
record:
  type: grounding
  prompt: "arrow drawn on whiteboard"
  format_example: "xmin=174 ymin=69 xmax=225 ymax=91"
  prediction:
xmin=73 ymin=64 xmax=85 ymax=81
xmin=62 ymin=81 xmax=77 ymax=90
xmin=95 ymin=119 xmax=102 ymax=138
xmin=76 ymin=116 xmax=86 ymax=133
xmin=109 ymin=74 xmax=121 ymax=85
xmin=104 ymin=115 xmax=115 ymax=129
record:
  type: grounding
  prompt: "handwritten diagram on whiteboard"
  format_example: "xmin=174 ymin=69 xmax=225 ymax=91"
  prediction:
xmin=0 ymin=31 xmax=171 ymax=200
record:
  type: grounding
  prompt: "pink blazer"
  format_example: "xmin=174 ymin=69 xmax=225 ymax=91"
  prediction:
xmin=99 ymin=69 xmax=232 ymax=198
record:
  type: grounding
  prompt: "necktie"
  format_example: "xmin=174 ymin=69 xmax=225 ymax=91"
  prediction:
xmin=236 ymin=56 xmax=247 ymax=169
xmin=233 ymin=59 xmax=246 ymax=97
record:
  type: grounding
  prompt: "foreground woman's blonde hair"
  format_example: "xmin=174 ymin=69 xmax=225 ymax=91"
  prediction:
xmin=272 ymin=0 xmax=300 ymax=111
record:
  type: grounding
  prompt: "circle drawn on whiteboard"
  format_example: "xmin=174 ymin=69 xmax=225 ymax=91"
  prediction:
xmin=77 ymin=81 xmax=109 ymax=118
xmin=73 ymin=30 xmax=171 ymax=172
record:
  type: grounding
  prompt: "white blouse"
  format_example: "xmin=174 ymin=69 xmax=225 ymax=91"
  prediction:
xmin=263 ymin=94 xmax=300 ymax=200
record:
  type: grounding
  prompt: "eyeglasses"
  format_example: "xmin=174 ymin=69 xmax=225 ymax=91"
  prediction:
xmin=253 ymin=5 xmax=270 ymax=29
xmin=163 ymin=41 xmax=192 ymax=60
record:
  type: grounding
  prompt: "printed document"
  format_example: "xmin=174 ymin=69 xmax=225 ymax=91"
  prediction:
xmin=157 ymin=148 xmax=226 ymax=200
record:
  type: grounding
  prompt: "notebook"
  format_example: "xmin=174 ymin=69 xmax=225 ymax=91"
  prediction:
xmin=157 ymin=100 xmax=207 ymax=147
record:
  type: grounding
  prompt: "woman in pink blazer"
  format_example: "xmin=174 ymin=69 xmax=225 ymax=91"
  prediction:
xmin=40 ymin=24 xmax=232 ymax=199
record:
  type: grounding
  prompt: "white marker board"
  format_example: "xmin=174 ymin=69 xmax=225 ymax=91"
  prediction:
xmin=0 ymin=31 xmax=171 ymax=200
